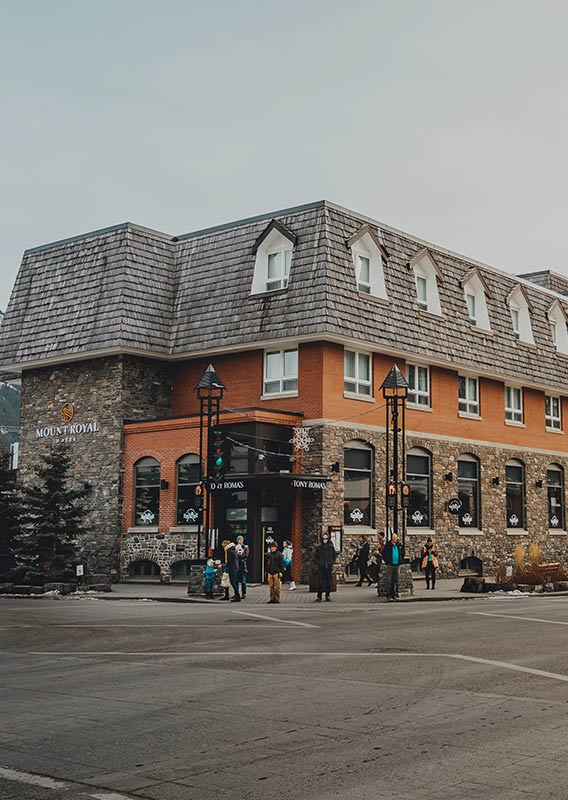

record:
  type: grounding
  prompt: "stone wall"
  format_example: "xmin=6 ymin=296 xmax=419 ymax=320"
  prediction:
xmin=18 ymin=355 xmax=172 ymax=578
xmin=121 ymin=530 xmax=198 ymax=580
xmin=298 ymin=422 xmax=568 ymax=580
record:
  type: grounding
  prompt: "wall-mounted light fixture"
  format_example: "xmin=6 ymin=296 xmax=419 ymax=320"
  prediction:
xmin=160 ymin=479 xmax=169 ymax=490
xmin=535 ymin=479 xmax=543 ymax=489
xmin=492 ymin=476 xmax=500 ymax=486
xmin=444 ymin=472 xmax=453 ymax=482
xmin=331 ymin=462 xmax=340 ymax=473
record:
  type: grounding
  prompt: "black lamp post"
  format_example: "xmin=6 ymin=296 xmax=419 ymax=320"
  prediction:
xmin=195 ymin=364 xmax=226 ymax=559
xmin=380 ymin=364 xmax=410 ymax=557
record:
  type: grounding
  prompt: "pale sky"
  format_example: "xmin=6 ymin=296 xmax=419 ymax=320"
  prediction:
xmin=2 ymin=0 xmax=568 ymax=312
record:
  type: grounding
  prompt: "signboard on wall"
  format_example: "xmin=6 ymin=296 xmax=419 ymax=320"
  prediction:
xmin=36 ymin=404 xmax=100 ymax=445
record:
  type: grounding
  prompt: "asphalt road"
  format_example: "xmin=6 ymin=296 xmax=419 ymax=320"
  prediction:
xmin=1 ymin=594 xmax=568 ymax=799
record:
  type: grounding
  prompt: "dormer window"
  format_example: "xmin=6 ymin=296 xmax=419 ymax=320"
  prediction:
xmin=347 ymin=225 xmax=389 ymax=301
xmin=251 ymin=219 xmax=297 ymax=295
xmin=507 ymin=286 xmax=534 ymax=344
xmin=547 ymin=300 xmax=568 ymax=354
xmin=409 ymin=249 xmax=443 ymax=316
xmin=462 ymin=268 xmax=491 ymax=330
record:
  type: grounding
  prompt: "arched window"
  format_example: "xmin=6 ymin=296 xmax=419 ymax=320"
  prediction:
xmin=407 ymin=447 xmax=431 ymax=528
xmin=547 ymin=464 xmax=565 ymax=530
xmin=344 ymin=441 xmax=373 ymax=526
xmin=505 ymin=459 xmax=525 ymax=529
xmin=458 ymin=454 xmax=480 ymax=529
xmin=176 ymin=454 xmax=202 ymax=526
xmin=129 ymin=559 xmax=160 ymax=578
xmin=134 ymin=457 xmax=160 ymax=526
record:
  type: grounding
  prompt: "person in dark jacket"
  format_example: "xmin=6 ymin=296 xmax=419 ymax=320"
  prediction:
xmin=266 ymin=542 xmax=284 ymax=603
xmin=314 ymin=532 xmax=337 ymax=602
xmin=235 ymin=535 xmax=249 ymax=599
xmin=355 ymin=535 xmax=372 ymax=586
xmin=382 ymin=533 xmax=402 ymax=601
xmin=225 ymin=542 xmax=241 ymax=602
xmin=421 ymin=536 xmax=439 ymax=589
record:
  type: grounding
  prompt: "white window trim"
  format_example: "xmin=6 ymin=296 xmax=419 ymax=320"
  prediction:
xmin=548 ymin=301 xmax=568 ymax=355
xmin=406 ymin=363 xmax=431 ymax=409
xmin=458 ymin=375 xmax=479 ymax=416
xmin=457 ymin=528 xmax=484 ymax=536
xmin=348 ymin=227 xmax=389 ymax=301
xmin=263 ymin=348 xmax=298 ymax=397
xmin=266 ymin=248 xmax=292 ymax=292
xmin=545 ymin=394 xmax=562 ymax=432
xmin=409 ymin=250 xmax=443 ymax=317
xmin=504 ymin=385 xmax=523 ymax=424
xmin=463 ymin=271 xmax=491 ymax=331
xmin=344 ymin=349 xmax=373 ymax=399
xmin=507 ymin=286 xmax=534 ymax=344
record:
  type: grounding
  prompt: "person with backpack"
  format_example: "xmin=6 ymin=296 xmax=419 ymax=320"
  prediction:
xmin=421 ymin=536 xmax=439 ymax=589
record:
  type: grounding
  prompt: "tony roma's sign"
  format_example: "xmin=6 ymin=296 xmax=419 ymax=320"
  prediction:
xmin=36 ymin=404 xmax=100 ymax=444
xmin=208 ymin=474 xmax=329 ymax=492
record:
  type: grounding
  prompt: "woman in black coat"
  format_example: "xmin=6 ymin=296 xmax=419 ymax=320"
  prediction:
xmin=355 ymin=535 xmax=372 ymax=586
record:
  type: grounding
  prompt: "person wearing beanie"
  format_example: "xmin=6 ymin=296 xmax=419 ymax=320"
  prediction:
xmin=266 ymin=541 xmax=284 ymax=604
xmin=421 ymin=536 xmax=439 ymax=589
xmin=204 ymin=558 xmax=217 ymax=599
xmin=225 ymin=541 xmax=241 ymax=602
xmin=313 ymin=532 xmax=337 ymax=602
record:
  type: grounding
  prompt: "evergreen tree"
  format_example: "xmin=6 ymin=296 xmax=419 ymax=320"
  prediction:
xmin=16 ymin=444 xmax=89 ymax=581
xmin=0 ymin=456 xmax=21 ymax=578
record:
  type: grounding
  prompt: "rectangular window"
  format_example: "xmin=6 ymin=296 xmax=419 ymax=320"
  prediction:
xmin=416 ymin=275 xmax=428 ymax=311
xmin=550 ymin=320 xmax=557 ymax=346
xmin=263 ymin=348 xmax=298 ymax=395
xmin=407 ymin=452 xmax=431 ymax=527
xmin=407 ymin=364 xmax=430 ymax=407
xmin=344 ymin=350 xmax=372 ymax=397
xmin=357 ymin=255 xmax=371 ymax=294
xmin=458 ymin=376 xmax=479 ymax=416
xmin=466 ymin=293 xmax=477 ymax=324
xmin=545 ymin=395 xmax=562 ymax=431
xmin=548 ymin=468 xmax=565 ymax=529
xmin=266 ymin=249 xmax=292 ymax=292
xmin=506 ymin=463 xmax=525 ymax=528
xmin=344 ymin=447 xmax=373 ymax=526
xmin=505 ymin=386 xmax=523 ymax=423
xmin=510 ymin=306 xmax=520 ymax=336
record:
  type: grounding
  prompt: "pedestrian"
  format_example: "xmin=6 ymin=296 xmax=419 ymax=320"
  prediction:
xmin=225 ymin=541 xmax=241 ymax=602
xmin=313 ymin=531 xmax=337 ymax=602
xmin=382 ymin=532 xmax=402 ymax=601
xmin=421 ymin=536 xmax=439 ymax=589
xmin=371 ymin=532 xmax=385 ymax=595
xmin=282 ymin=540 xmax=296 ymax=590
xmin=219 ymin=539 xmax=231 ymax=601
xmin=266 ymin=541 xmax=283 ymax=604
xmin=204 ymin=557 xmax=217 ymax=599
xmin=355 ymin=535 xmax=372 ymax=586
xmin=235 ymin=534 xmax=249 ymax=600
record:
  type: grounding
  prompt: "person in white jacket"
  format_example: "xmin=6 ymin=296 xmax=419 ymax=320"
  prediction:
xmin=282 ymin=540 xmax=296 ymax=590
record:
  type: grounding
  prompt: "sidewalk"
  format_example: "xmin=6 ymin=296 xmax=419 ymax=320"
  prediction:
xmin=80 ymin=577 xmax=467 ymax=604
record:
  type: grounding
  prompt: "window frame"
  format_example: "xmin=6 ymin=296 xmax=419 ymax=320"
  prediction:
xmin=357 ymin=254 xmax=371 ymax=294
xmin=406 ymin=363 xmax=430 ymax=408
xmin=263 ymin=348 xmax=299 ymax=397
xmin=344 ymin=349 xmax=373 ymax=399
xmin=504 ymin=385 xmax=523 ymax=424
xmin=134 ymin=456 xmax=160 ymax=527
xmin=406 ymin=447 xmax=432 ymax=529
xmin=458 ymin=375 xmax=480 ymax=417
xmin=457 ymin=454 xmax=481 ymax=530
xmin=343 ymin=441 xmax=374 ymax=527
xmin=545 ymin=394 xmax=562 ymax=432
xmin=505 ymin=459 xmax=526 ymax=530
xmin=265 ymin=247 xmax=292 ymax=292
xmin=547 ymin=464 xmax=565 ymax=531
xmin=176 ymin=453 xmax=202 ymax=526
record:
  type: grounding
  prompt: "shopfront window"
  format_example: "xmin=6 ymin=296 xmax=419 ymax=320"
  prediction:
xmin=506 ymin=459 xmax=525 ymax=529
xmin=176 ymin=454 xmax=202 ymax=526
xmin=344 ymin=441 xmax=373 ymax=526
xmin=134 ymin=457 xmax=160 ymax=526
xmin=225 ymin=490 xmax=248 ymax=540
xmin=407 ymin=447 xmax=431 ymax=528
xmin=547 ymin=464 xmax=565 ymax=530
xmin=458 ymin=454 xmax=480 ymax=528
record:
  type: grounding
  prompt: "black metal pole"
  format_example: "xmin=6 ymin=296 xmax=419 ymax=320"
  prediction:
xmin=385 ymin=396 xmax=391 ymax=537
xmin=392 ymin=399 xmax=399 ymax=542
xmin=400 ymin=395 xmax=407 ymax=559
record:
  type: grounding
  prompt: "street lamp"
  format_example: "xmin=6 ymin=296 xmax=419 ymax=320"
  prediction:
xmin=380 ymin=364 xmax=410 ymax=557
xmin=195 ymin=364 xmax=226 ymax=559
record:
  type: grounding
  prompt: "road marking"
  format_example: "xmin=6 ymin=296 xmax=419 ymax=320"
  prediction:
xmin=0 ymin=765 xmax=137 ymax=798
xmin=0 ymin=624 xmax=292 ymax=629
xmin=0 ymin=766 xmax=67 ymax=789
xmin=230 ymin=610 xmax=319 ymax=628
xmin=470 ymin=611 xmax=568 ymax=626
xmin=22 ymin=651 xmax=568 ymax=683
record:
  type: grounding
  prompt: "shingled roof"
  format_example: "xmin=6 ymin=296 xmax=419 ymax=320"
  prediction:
xmin=2 ymin=200 xmax=568 ymax=393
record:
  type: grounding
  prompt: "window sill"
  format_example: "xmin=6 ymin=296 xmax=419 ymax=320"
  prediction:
xmin=407 ymin=403 xmax=432 ymax=412
xmin=545 ymin=426 xmax=564 ymax=435
xmin=506 ymin=528 xmax=528 ymax=535
xmin=261 ymin=391 xmax=298 ymax=400
xmin=417 ymin=308 xmax=444 ymax=320
xmin=343 ymin=391 xmax=375 ymax=403
xmin=127 ymin=526 xmax=159 ymax=534
xmin=169 ymin=526 xmax=199 ymax=534
xmin=458 ymin=411 xmax=482 ymax=420
xmin=514 ymin=339 xmax=537 ymax=349
xmin=407 ymin=528 xmax=436 ymax=536
xmin=549 ymin=529 xmax=568 ymax=535
xmin=344 ymin=524 xmax=377 ymax=534
xmin=468 ymin=324 xmax=493 ymax=335
xmin=505 ymin=420 xmax=525 ymax=428
xmin=458 ymin=528 xmax=484 ymax=536
xmin=357 ymin=291 xmax=389 ymax=305
xmin=249 ymin=287 xmax=289 ymax=299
